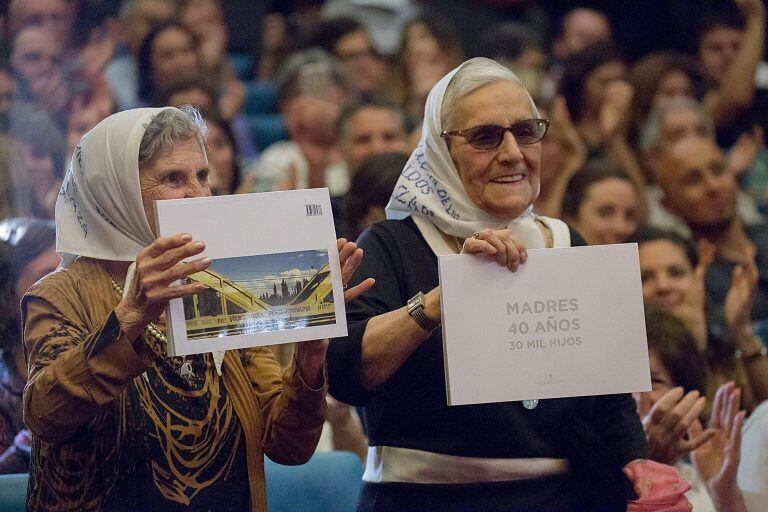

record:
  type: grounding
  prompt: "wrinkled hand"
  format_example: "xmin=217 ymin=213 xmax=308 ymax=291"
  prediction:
xmin=295 ymin=239 xmax=375 ymax=387
xmin=116 ymin=234 xmax=210 ymax=339
xmin=725 ymin=247 xmax=759 ymax=338
xmin=599 ymin=80 xmax=633 ymax=140
xmin=690 ymin=382 xmax=747 ymax=511
xmin=727 ymin=126 xmax=764 ymax=176
xmin=638 ymin=387 xmax=715 ymax=465
xmin=672 ymin=239 xmax=714 ymax=350
xmin=462 ymin=229 xmax=527 ymax=272
xmin=338 ymin=238 xmax=375 ymax=302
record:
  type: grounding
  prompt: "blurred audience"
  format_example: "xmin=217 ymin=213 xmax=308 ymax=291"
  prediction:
xmin=552 ymin=7 xmax=612 ymax=62
xmin=336 ymin=100 xmax=408 ymax=174
xmin=561 ymin=158 xmax=643 ymax=246
xmin=635 ymin=227 xmax=768 ymax=413
xmin=345 ymin=151 xmax=407 ymax=240
xmin=638 ymin=304 xmax=749 ymax=512
xmin=652 ymin=137 xmax=767 ymax=339
xmin=242 ymin=49 xmax=348 ymax=195
xmin=308 ymin=16 xmax=388 ymax=99
xmin=0 ymin=217 xmax=58 ymax=474
xmin=391 ymin=14 xmax=464 ymax=132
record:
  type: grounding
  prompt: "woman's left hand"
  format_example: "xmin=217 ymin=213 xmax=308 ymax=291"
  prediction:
xmin=462 ymin=228 xmax=527 ymax=272
xmin=295 ymin=239 xmax=375 ymax=387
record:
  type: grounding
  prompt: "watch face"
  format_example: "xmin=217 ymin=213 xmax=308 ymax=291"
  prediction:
xmin=407 ymin=292 xmax=423 ymax=312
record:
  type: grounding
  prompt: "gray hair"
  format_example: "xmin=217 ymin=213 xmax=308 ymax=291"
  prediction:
xmin=441 ymin=57 xmax=538 ymax=130
xmin=639 ymin=98 xmax=715 ymax=155
xmin=274 ymin=48 xmax=348 ymax=105
xmin=138 ymin=105 xmax=207 ymax=165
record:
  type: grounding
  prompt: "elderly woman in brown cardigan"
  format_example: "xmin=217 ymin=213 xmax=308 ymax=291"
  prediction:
xmin=22 ymin=106 xmax=372 ymax=511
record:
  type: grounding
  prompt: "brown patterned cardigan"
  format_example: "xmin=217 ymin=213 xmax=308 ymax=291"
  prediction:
xmin=22 ymin=257 xmax=327 ymax=511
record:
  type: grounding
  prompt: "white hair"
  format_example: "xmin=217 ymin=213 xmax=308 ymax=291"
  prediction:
xmin=440 ymin=57 xmax=539 ymax=130
xmin=138 ymin=105 xmax=207 ymax=165
xmin=640 ymin=98 xmax=715 ymax=155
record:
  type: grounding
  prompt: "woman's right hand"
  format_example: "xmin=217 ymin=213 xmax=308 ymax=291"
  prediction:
xmin=115 ymin=233 xmax=210 ymax=340
xmin=461 ymin=228 xmax=527 ymax=272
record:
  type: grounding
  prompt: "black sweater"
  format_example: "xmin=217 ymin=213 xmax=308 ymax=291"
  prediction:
xmin=327 ymin=217 xmax=647 ymax=502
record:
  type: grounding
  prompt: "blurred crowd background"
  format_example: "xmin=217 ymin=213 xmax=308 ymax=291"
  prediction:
xmin=1 ymin=1 xmax=768 ymax=508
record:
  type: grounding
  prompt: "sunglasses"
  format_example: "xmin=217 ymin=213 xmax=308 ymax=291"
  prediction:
xmin=441 ymin=118 xmax=550 ymax=150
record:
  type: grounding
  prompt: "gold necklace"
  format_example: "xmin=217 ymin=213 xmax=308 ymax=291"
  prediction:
xmin=106 ymin=269 xmax=196 ymax=381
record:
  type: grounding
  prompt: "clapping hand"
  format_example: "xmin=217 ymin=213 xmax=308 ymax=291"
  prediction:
xmin=724 ymin=246 xmax=759 ymax=340
xmin=672 ymin=239 xmax=714 ymax=350
xmin=689 ymin=382 xmax=748 ymax=512
xmin=294 ymin=239 xmax=374 ymax=387
xmin=599 ymin=80 xmax=633 ymax=141
xmin=637 ymin=387 xmax=715 ymax=465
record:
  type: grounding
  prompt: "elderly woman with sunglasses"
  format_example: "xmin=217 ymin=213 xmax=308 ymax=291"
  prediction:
xmin=326 ymin=58 xmax=647 ymax=512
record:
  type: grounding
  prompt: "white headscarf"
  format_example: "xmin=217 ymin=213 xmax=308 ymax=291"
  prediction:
xmin=385 ymin=58 xmax=547 ymax=249
xmin=56 ymin=107 xmax=176 ymax=267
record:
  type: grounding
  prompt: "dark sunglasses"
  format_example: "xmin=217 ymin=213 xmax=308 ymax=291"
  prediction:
xmin=441 ymin=118 xmax=550 ymax=150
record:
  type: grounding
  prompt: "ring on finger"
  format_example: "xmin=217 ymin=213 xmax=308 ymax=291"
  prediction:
xmin=472 ymin=232 xmax=481 ymax=239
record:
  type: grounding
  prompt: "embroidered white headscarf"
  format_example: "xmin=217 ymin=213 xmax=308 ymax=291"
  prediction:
xmin=56 ymin=107 xmax=178 ymax=267
xmin=385 ymin=58 xmax=547 ymax=249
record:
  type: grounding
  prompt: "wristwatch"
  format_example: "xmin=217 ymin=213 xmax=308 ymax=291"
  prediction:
xmin=407 ymin=291 xmax=440 ymax=333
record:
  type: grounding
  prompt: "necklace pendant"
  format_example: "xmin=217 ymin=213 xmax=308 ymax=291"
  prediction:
xmin=522 ymin=399 xmax=539 ymax=410
xmin=179 ymin=361 xmax=195 ymax=381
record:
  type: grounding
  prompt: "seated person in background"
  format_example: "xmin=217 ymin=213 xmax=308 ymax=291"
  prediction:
xmin=200 ymin=109 xmax=242 ymax=196
xmin=345 ymin=152 xmax=408 ymax=241
xmin=652 ymin=136 xmax=768 ymax=348
xmin=559 ymin=42 xmax=646 ymax=192
xmin=0 ymin=218 xmax=58 ymax=474
xmin=8 ymin=102 xmax=66 ymax=219
xmin=336 ymin=100 xmax=408 ymax=175
xmin=561 ymin=158 xmax=643 ymax=246
xmin=640 ymin=98 xmax=763 ymax=234
xmin=695 ymin=0 xmax=765 ymax=143
xmin=328 ymin=57 xmax=647 ymax=512
xmin=153 ymin=76 xmax=257 ymax=162
xmin=638 ymin=304 xmax=749 ymax=512
xmin=22 ymin=106 xmax=370 ymax=511
xmin=476 ymin=22 xmax=546 ymax=103
xmin=634 ymin=227 xmax=768 ymax=412
xmin=551 ymin=7 xmax=612 ymax=63
xmin=241 ymin=49 xmax=350 ymax=195
xmin=308 ymin=17 xmax=388 ymax=100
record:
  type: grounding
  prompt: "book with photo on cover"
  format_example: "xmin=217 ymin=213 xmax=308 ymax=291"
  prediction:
xmin=154 ymin=188 xmax=347 ymax=356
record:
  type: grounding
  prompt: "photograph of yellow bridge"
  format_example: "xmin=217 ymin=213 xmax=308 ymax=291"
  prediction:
xmin=181 ymin=249 xmax=336 ymax=340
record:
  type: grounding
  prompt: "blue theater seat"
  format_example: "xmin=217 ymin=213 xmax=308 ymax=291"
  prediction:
xmin=245 ymin=82 xmax=278 ymax=115
xmin=247 ymin=114 xmax=287 ymax=150
xmin=229 ymin=53 xmax=254 ymax=81
xmin=265 ymin=451 xmax=363 ymax=512
xmin=0 ymin=452 xmax=363 ymax=512
xmin=0 ymin=473 xmax=27 ymax=512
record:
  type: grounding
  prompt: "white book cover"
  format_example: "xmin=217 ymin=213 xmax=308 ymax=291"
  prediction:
xmin=154 ymin=188 xmax=347 ymax=356
xmin=439 ymin=243 xmax=650 ymax=406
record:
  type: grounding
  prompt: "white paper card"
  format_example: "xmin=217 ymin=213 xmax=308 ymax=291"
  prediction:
xmin=155 ymin=188 xmax=347 ymax=356
xmin=439 ymin=243 xmax=650 ymax=406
